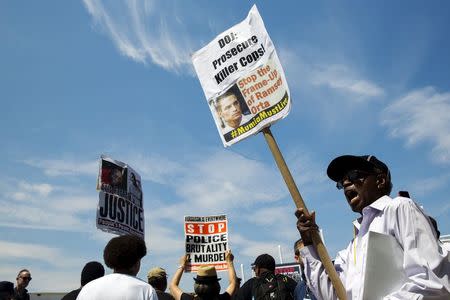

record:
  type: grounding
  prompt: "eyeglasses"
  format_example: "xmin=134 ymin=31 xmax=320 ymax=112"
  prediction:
xmin=336 ymin=170 xmax=375 ymax=190
xmin=20 ymin=277 xmax=32 ymax=281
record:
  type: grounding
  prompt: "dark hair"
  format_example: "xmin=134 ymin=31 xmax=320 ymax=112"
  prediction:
xmin=253 ymin=254 xmax=275 ymax=272
xmin=215 ymin=91 xmax=238 ymax=112
xmin=81 ymin=261 xmax=105 ymax=286
xmin=148 ymin=276 xmax=167 ymax=291
xmin=17 ymin=269 xmax=30 ymax=278
xmin=194 ymin=282 xmax=221 ymax=300
xmin=103 ymin=235 xmax=146 ymax=270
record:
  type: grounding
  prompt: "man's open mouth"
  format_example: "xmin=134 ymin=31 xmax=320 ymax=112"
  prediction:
xmin=345 ymin=190 xmax=358 ymax=202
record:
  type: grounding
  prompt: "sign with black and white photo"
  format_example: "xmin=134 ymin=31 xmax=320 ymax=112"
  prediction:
xmin=96 ymin=156 xmax=144 ymax=239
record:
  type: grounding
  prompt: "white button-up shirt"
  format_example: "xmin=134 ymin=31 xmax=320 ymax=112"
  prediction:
xmin=301 ymin=196 xmax=450 ymax=299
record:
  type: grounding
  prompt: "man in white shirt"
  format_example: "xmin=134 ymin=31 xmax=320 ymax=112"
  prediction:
xmin=77 ymin=234 xmax=157 ymax=300
xmin=295 ymin=154 xmax=450 ymax=299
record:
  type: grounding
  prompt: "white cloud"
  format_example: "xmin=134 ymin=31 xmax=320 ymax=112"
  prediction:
xmin=127 ymin=154 xmax=186 ymax=185
xmin=232 ymin=234 xmax=293 ymax=263
xmin=310 ymin=64 xmax=384 ymax=98
xmin=0 ymin=180 xmax=96 ymax=231
xmin=23 ymin=159 xmax=98 ymax=177
xmin=279 ymin=47 xmax=384 ymax=100
xmin=382 ymin=87 xmax=450 ymax=163
xmin=18 ymin=182 xmax=54 ymax=197
xmin=175 ymin=151 xmax=286 ymax=210
xmin=406 ymin=173 xmax=450 ymax=197
xmin=0 ymin=240 xmax=83 ymax=268
xmin=82 ymin=0 xmax=194 ymax=73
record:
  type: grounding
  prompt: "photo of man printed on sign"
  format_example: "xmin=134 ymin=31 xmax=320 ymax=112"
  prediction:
xmin=99 ymin=159 xmax=128 ymax=197
xmin=128 ymin=168 xmax=143 ymax=208
xmin=212 ymin=84 xmax=252 ymax=134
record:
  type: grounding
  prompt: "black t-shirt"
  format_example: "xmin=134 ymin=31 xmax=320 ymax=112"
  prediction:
xmin=181 ymin=292 xmax=231 ymax=300
xmin=61 ymin=288 xmax=82 ymax=300
xmin=236 ymin=272 xmax=297 ymax=300
xmin=13 ymin=288 xmax=30 ymax=300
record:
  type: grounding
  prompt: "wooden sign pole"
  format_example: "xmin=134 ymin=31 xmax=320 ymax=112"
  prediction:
xmin=262 ymin=127 xmax=347 ymax=300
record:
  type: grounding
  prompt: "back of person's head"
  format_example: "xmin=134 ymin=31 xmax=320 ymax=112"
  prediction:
xmin=81 ymin=261 xmax=105 ymax=286
xmin=253 ymin=254 xmax=276 ymax=273
xmin=0 ymin=281 xmax=14 ymax=300
xmin=103 ymin=234 xmax=147 ymax=272
xmin=147 ymin=267 xmax=168 ymax=291
xmin=194 ymin=282 xmax=220 ymax=300
xmin=193 ymin=266 xmax=221 ymax=300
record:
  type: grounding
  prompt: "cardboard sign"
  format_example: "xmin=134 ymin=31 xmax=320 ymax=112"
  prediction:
xmin=96 ymin=156 xmax=144 ymax=239
xmin=184 ymin=215 xmax=228 ymax=272
xmin=192 ymin=5 xmax=290 ymax=147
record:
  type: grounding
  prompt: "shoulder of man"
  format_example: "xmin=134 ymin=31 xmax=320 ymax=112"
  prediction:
xmin=236 ymin=278 xmax=256 ymax=300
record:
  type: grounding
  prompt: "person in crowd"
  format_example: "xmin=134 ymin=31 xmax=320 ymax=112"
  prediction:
xmin=170 ymin=250 xmax=237 ymax=300
xmin=0 ymin=281 xmax=14 ymax=300
xmin=14 ymin=269 xmax=31 ymax=300
xmin=236 ymin=254 xmax=296 ymax=300
xmin=295 ymin=154 xmax=450 ymax=299
xmin=215 ymin=91 xmax=251 ymax=132
xmin=147 ymin=267 xmax=174 ymax=300
xmin=293 ymin=239 xmax=316 ymax=300
xmin=61 ymin=261 xmax=105 ymax=300
xmin=77 ymin=234 xmax=157 ymax=300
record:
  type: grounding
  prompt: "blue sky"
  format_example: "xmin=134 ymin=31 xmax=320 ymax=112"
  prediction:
xmin=1 ymin=0 xmax=449 ymax=293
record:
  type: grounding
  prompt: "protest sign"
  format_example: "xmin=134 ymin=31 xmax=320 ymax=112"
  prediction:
xmin=192 ymin=5 xmax=290 ymax=147
xmin=96 ymin=156 xmax=144 ymax=239
xmin=275 ymin=262 xmax=302 ymax=282
xmin=184 ymin=215 xmax=228 ymax=272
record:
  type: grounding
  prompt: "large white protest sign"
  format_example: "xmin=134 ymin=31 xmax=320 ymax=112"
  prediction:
xmin=184 ymin=215 xmax=228 ymax=272
xmin=192 ymin=5 xmax=290 ymax=147
xmin=96 ymin=156 xmax=144 ymax=239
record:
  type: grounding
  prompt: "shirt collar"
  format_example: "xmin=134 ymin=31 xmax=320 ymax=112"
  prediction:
xmin=352 ymin=195 xmax=392 ymax=230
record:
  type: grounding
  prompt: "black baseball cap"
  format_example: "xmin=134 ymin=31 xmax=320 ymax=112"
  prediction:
xmin=253 ymin=254 xmax=275 ymax=272
xmin=327 ymin=155 xmax=390 ymax=182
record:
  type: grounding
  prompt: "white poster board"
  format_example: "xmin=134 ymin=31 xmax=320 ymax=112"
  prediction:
xmin=362 ymin=231 xmax=408 ymax=299
xmin=192 ymin=5 xmax=290 ymax=147
xmin=184 ymin=215 xmax=229 ymax=272
xmin=96 ymin=155 xmax=144 ymax=239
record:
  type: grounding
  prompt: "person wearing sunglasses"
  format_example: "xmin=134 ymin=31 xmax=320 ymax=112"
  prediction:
xmin=14 ymin=269 xmax=31 ymax=300
xmin=295 ymin=155 xmax=450 ymax=299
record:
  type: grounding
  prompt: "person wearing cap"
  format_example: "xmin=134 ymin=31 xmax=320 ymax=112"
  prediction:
xmin=169 ymin=250 xmax=237 ymax=300
xmin=295 ymin=154 xmax=450 ymax=299
xmin=0 ymin=281 xmax=14 ymax=300
xmin=236 ymin=253 xmax=296 ymax=300
xmin=13 ymin=269 xmax=31 ymax=300
xmin=147 ymin=267 xmax=174 ymax=300
xmin=76 ymin=234 xmax=157 ymax=300
xmin=61 ymin=261 xmax=105 ymax=300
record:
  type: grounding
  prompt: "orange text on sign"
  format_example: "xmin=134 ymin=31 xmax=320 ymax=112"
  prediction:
xmin=185 ymin=222 xmax=227 ymax=234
